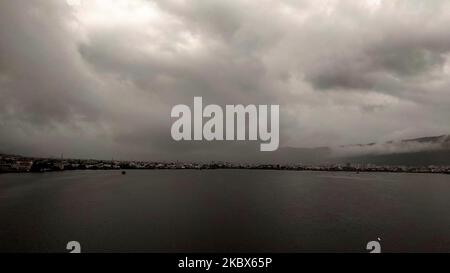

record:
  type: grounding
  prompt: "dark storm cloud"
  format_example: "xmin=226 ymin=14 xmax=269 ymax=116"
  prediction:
xmin=1 ymin=0 xmax=450 ymax=160
xmin=306 ymin=30 xmax=450 ymax=92
xmin=0 ymin=1 xmax=103 ymax=124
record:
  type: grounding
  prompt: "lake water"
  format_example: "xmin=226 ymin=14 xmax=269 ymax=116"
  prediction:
xmin=0 ymin=170 xmax=449 ymax=252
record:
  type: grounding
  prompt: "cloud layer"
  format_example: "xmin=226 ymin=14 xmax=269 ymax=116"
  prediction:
xmin=1 ymin=0 xmax=450 ymax=161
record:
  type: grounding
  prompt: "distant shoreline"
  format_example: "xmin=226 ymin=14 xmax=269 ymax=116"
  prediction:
xmin=1 ymin=153 xmax=450 ymax=175
xmin=1 ymin=165 xmax=449 ymax=175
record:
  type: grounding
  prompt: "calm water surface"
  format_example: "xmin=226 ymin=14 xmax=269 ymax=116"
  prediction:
xmin=0 ymin=170 xmax=449 ymax=252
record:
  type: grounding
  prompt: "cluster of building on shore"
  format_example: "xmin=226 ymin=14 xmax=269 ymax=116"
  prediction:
xmin=1 ymin=154 xmax=450 ymax=174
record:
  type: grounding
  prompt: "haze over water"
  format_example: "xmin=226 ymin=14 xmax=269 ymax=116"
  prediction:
xmin=0 ymin=170 xmax=449 ymax=252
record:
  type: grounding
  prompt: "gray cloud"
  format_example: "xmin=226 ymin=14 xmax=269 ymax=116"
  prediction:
xmin=1 ymin=0 xmax=450 ymax=161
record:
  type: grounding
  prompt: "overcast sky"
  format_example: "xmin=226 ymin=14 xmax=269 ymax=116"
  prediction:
xmin=1 ymin=0 xmax=450 ymax=161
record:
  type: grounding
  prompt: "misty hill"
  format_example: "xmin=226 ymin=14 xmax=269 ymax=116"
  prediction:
xmin=271 ymin=134 xmax=450 ymax=166
xmin=343 ymin=150 xmax=450 ymax=167
xmin=343 ymin=135 xmax=450 ymax=148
